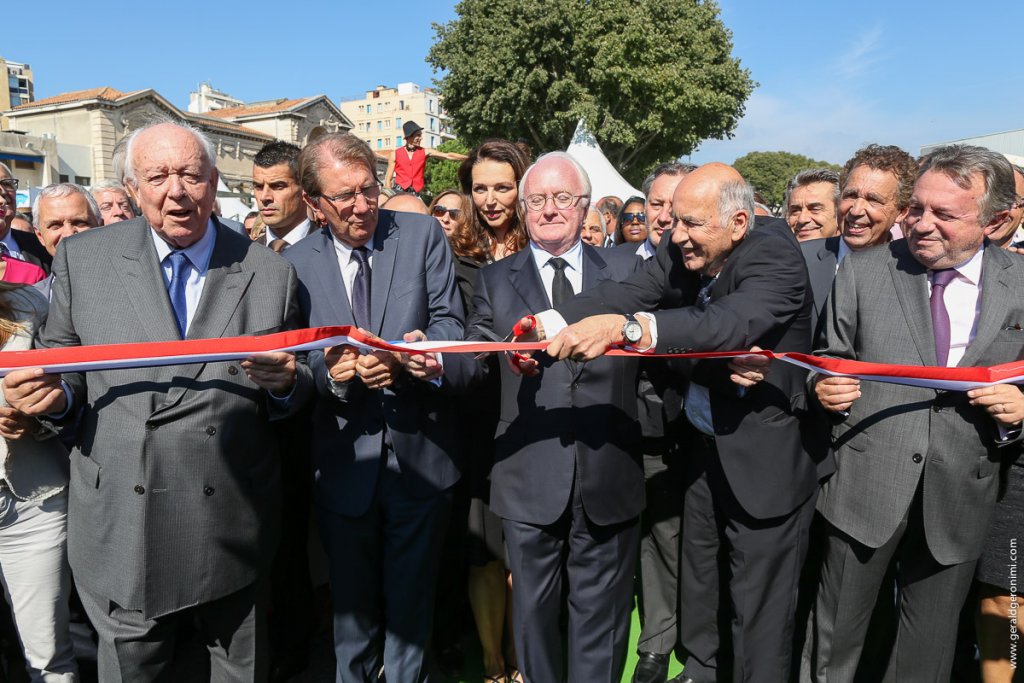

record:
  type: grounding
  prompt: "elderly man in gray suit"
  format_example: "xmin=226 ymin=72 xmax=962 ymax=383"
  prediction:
xmin=803 ymin=144 xmax=1024 ymax=682
xmin=4 ymin=120 xmax=311 ymax=682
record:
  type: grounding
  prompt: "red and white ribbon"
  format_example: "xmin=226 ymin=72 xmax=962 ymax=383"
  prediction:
xmin=1 ymin=326 xmax=1020 ymax=392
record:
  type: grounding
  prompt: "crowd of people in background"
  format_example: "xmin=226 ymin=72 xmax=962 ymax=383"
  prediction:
xmin=0 ymin=122 xmax=1020 ymax=683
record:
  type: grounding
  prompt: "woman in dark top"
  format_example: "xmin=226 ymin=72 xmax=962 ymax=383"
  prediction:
xmin=448 ymin=139 xmax=530 ymax=682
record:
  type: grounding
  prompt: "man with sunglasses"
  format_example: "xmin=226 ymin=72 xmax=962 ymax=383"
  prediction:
xmin=284 ymin=133 xmax=464 ymax=683
xmin=0 ymin=163 xmax=51 ymax=272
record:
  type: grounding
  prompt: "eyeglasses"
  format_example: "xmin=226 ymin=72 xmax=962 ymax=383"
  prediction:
xmin=0 ymin=178 xmax=19 ymax=191
xmin=431 ymin=206 xmax=463 ymax=219
xmin=318 ymin=181 xmax=382 ymax=209
xmin=523 ymin=192 xmax=587 ymax=212
xmin=621 ymin=211 xmax=646 ymax=223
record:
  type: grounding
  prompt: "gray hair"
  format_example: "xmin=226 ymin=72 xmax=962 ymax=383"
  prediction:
xmin=917 ymin=144 xmax=1016 ymax=226
xmin=122 ymin=118 xmax=216 ymax=185
xmin=90 ymin=179 xmax=131 ymax=197
xmin=0 ymin=162 xmax=12 ymax=177
xmin=718 ymin=179 xmax=756 ymax=227
xmin=519 ymin=151 xmax=592 ymax=209
xmin=642 ymin=161 xmax=697 ymax=197
xmin=587 ymin=206 xmax=606 ymax=233
xmin=31 ymin=183 xmax=101 ymax=229
xmin=784 ymin=168 xmax=840 ymax=212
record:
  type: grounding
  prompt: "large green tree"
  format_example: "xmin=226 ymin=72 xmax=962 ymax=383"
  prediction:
xmin=422 ymin=139 xmax=470 ymax=202
xmin=429 ymin=0 xmax=754 ymax=185
xmin=733 ymin=151 xmax=841 ymax=213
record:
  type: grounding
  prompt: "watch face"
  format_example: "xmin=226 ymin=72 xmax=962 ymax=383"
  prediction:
xmin=625 ymin=321 xmax=643 ymax=343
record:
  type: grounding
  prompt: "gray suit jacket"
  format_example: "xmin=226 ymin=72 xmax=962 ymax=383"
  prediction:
xmin=816 ymin=240 xmax=1024 ymax=565
xmin=38 ymin=217 xmax=312 ymax=618
xmin=0 ymin=286 xmax=69 ymax=502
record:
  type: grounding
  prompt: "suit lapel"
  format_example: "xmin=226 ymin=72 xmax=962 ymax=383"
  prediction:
xmin=507 ymin=248 xmax=549 ymax=312
xmin=113 ymin=221 xmax=182 ymax=342
xmin=187 ymin=222 xmax=252 ymax=341
xmin=888 ymin=246 xmax=934 ymax=365
xmin=370 ymin=214 xmax=399 ymax=336
xmin=960 ymin=245 xmax=1012 ymax=367
xmin=571 ymin=245 xmax=611 ymax=378
xmin=311 ymin=229 xmax=355 ymax=325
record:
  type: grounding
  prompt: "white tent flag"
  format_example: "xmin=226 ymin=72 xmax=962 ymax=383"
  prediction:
xmin=565 ymin=119 xmax=642 ymax=202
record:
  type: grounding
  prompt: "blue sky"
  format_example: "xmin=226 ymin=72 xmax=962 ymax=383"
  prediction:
xmin=5 ymin=1 xmax=1022 ymax=166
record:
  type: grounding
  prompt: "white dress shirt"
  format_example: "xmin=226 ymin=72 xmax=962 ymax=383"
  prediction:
xmin=836 ymin=238 xmax=852 ymax=271
xmin=266 ymin=219 xmax=313 ymax=251
xmin=636 ymin=239 xmax=656 ymax=261
xmin=530 ymin=240 xmax=584 ymax=305
xmin=930 ymin=246 xmax=983 ymax=368
xmin=151 ymin=219 xmax=217 ymax=335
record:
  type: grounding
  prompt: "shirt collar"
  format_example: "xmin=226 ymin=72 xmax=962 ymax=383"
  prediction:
xmin=267 ymin=219 xmax=312 ymax=246
xmin=150 ymin=218 xmax=217 ymax=274
xmin=637 ymin=239 xmax=656 ymax=260
xmin=529 ymin=238 xmax=584 ymax=272
xmin=945 ymin=245 xmax=984 ymax=285
xmin=837 ymin=237 xmax=852 ymax=264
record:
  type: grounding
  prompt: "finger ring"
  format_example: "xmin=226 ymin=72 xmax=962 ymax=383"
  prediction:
xmin=572 ymin=353 xmax=586 ymax=362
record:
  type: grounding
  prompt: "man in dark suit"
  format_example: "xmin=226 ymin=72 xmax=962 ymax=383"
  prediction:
xmin=801 ymin=145 xmax=917 ymax=338
xmin=463 ymin=152 xmax=644 ymax=682
xmin=0 ymin=162 xmax=51 ymax=272
xmin=283 ymin=133 xmax=464 ymax=683
xmin=629 ymin=162 xmax=692 ymax=683
xmin=805 ymin=145 xmax=1024 ymax=682
xmin=248 ymin=139 xmax=318 ymax=681
xmin=534 ymin=163 xmax=831 ymax=683
xmin=3 ymin=121 xmax=311 ymax=681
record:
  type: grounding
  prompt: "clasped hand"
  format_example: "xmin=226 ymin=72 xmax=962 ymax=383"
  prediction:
xmin=324 ymin=329 xmax=443 ymax=389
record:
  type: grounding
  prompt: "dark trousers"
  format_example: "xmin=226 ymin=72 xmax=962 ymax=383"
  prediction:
xmin=802 ymin=490 xmax=977 ymax=683
xmin=680 ymin=436 xmax=816 ymax=683
xmin=636 ymin=441 xmax=685 ymax=655
xmin=78 ymin=581 xmax=264 ymax=683
xmin=318 ymin=465 xmax=452 ymax=683
xmin=503 ymin=479 xmax=639 ymax=683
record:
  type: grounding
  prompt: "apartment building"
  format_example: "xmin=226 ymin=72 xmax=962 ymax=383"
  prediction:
xmin=340 ymin=82 xmax=456 ymax=153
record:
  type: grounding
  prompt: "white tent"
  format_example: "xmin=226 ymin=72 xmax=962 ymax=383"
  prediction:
xmin=565 ymin=119 xmax=642 ymax=202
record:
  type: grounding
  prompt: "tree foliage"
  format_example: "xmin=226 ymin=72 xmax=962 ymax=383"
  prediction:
xmin=733 ymin=151 xmax=841 ymax=213
xmin=423 ymin=139 xmax=470 ymax=202
xmin=429 ymin=0 xmax=754 ymax=185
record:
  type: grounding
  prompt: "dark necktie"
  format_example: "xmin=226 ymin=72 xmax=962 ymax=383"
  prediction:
xmin=351 ymin=246 xmax=371 ymax=330
xmin=696 ymin=275 xmax=717 ymax=311
xmin=930 ymin=268 xmax=957 ymax=366
xmin=548 ymin=257 xmax=574 ymax=306
xmin=166 ymin=251 xmax=191 ymax=338
xmin=268 ymin=239 xmax=287 ymax=254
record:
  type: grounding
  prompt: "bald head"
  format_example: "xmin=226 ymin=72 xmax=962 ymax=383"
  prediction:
xmin=670 ymin=163 xmax=754 ymax=276
xmin=382 ymin=193 xmax=429 ymax=215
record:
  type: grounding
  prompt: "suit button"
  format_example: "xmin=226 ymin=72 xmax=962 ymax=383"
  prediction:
xmin=227 ymin=366 xmax=239 ymax=376
xmin=571 ymin=382 xmax=579 ymax=390
xmin=932 ymin=404 xmax=941 ymax=412
xmin=134 ymin=485 xmax=145 ymax=494
xmin=205 ymin=426 xmax=217 ymax=436
xmin=912 ymin=453 xmax=923 ymax=464
xmin=204 ymin=486 xmax=215 ymax=496
xmin=145 ymin=422 xmax=157 ymax=431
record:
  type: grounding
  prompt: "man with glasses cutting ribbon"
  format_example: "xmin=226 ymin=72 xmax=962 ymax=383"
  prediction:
xmin=456 ymin=151 xmax=644 ymax=682
xmin=283 ymin=132 xmax=464 ymax=683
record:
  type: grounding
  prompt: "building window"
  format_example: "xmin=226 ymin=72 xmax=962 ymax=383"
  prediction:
xmin=399 ymin=100 xmax=404 ymax=110
xmin=430 ymin=136 xmax=437 ymax=147
xmin=377 ymin=103 xmax=382 ymax=113
xmin=396 ymin=136 xmax=403 ymax=146
xmin=377 ymin=139 xmax=382 ymax=149
xmin=59 ymin=174 xmax=70 ymax=183
xmin=75 ymin=176 xmax=91 ymax=185
xmin=429 ymin=117 xmax=436 ymax=131
xmin=429 ymin=99 xmax=435 ymax=113
xmin=396 ymin=117 xmax=402 ymax=128
xmin=377 ymin=120 xmax=382 ymax=131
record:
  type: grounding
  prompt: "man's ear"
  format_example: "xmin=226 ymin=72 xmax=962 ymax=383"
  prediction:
xmin=303 ymin=192 xmax=326 ymax=226
xmin=731 ymin=210 xmax=750 ymax=242
xmin=983 ymin=210 xmax=1011 ymax=237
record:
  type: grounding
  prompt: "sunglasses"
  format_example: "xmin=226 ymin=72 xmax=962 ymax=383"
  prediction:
xmin=431 ymin=206 xmax=463 ymax=219
xmin=622 ymin=211 xmax=646 ymax=223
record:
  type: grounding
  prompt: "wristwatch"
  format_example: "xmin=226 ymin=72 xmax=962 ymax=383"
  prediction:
xmin=622 ymin=314 xmax=643 ymax=345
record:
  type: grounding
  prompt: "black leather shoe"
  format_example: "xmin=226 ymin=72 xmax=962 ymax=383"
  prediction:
xmin=666 ymin=674 xmax=695 ymax=683
xmin=632 ymin=651 xmax=670 ymax=683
